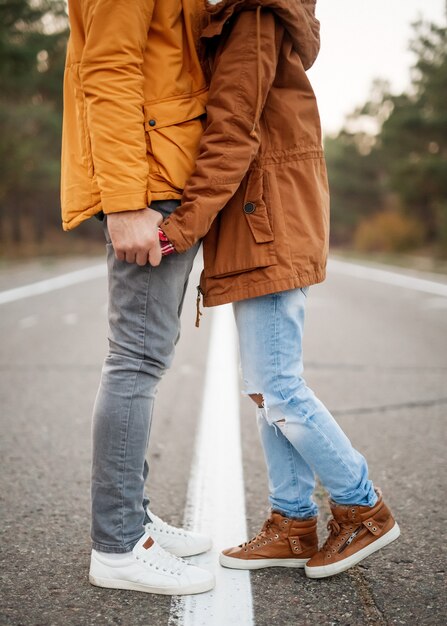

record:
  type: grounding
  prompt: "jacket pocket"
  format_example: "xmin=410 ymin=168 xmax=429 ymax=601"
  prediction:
xmin=243 ymin=168 xmax=274 ymax=243
xmin=74 ymin=75 xmax=94 ymax=177
xmin=145 ymin=118 xmax=204 ymax=192
xmin=144 ymin=91 xmax=207 ymax=192
xmin=203 ymin=168 xmax=277 ymax=278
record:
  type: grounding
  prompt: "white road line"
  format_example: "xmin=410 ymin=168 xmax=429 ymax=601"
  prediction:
xmin=168 ymin=305 xmax=254 ymax=626
xmin=0 ymin=264 xmax=106 ymax=305
xmin=329 ymin=258 xmax=447 ymax=297
xmin=2 ymin=257 xmax=446 ymax=307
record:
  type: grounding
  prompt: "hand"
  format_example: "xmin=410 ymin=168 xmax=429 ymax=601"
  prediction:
xmin=107 ymin=207 xmax=163 ymax=266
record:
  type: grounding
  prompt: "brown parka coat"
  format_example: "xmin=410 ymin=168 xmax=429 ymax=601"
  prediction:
xmin=161 ymin=0 xmax=330 ymax=307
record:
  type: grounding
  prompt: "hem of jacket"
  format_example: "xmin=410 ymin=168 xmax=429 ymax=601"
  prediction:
xmin=62 ymin=189 xmax=183 ymax=231
xmin=151 ymin=190 xmax=182 ymax=202
xmin=202 ymin=269 xmax=326 ymax=307
xmin=101 ymin=190 xmax=151 ymax=214
xmin=62 ymin=204 xmax=103 ymax=231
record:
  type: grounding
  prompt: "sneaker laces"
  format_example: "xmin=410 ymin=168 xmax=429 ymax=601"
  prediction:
xmin=161 ymin=549 xmax=188 ymax=574
xmin=146 ymin=543 xmax=188 ymax=575
xmin=147 ymin=513 xmax=188 ymax=538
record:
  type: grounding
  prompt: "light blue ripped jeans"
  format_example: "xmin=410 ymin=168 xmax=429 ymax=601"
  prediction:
xmin=233 ymin=287 xmax=377 ymax=519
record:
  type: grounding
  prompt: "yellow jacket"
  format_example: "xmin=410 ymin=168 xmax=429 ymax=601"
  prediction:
xmin=61 ymin=0 xmax=208 ymax=230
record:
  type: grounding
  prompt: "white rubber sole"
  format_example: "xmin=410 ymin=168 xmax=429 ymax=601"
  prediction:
xmin=89 ymin=573 xmax=215 ymax=595
xmin=305 ymin=521 xmax=401 ymax=579
xmin=219 ymin=553 xmax=309 ymax=570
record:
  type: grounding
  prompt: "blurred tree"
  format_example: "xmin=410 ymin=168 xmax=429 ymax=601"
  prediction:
xmin=0 ymin=0 xmax=68 ymax=246
xmin=325 ymin=130 xmax=384 ymax=244
xmin=379 ymin=20 xmax=447 ymax=250
xmin=326 ymin=15 xmax=447 ymax=256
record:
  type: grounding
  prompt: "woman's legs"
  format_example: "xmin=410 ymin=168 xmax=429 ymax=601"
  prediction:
xmin=233 ymin=287 xmax=377 ymax=511
xmin=255 ymin=405 xmax=318 ymax=518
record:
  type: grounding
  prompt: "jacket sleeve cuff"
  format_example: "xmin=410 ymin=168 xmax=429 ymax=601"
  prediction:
xmin=160 ymin=216 xmax=192 ymax=254
xmin=101 ymin=190 xmax=151 ymax=214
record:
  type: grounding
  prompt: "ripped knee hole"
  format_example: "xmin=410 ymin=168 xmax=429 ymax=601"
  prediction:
xmin=248 ymin=394 xmax=286 ymax=428
xmin=249 ymin=393 xmax=265 ymax=408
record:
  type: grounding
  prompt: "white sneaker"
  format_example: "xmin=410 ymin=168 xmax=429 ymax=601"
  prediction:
xmin=89 ymin=533 xmax=215 ymax=595
xmin=145 ymin=508 xmax=212 ymax=557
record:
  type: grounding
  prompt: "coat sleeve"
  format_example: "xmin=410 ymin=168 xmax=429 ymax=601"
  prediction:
xmin=78 ymin=0 xmax=154 ymax=214
xmin=161 ymin=9 xmax=283 ymax=252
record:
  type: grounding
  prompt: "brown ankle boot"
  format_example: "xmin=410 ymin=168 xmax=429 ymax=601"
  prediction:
xmin=219 ymin=511 xmax=318 ymax=570
xmin=305 ymin=490 xmax=400 ymax=578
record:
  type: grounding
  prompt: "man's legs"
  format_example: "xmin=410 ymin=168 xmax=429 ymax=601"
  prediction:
xmin=91 ymin=202 xmax=200 ymax=553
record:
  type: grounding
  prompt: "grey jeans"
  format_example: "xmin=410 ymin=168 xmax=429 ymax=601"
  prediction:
xmin=91 ymin=201 xmax=200 ymax=553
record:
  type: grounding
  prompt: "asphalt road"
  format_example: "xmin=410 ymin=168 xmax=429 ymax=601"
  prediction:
xmin=0 ymin=254 xmax=446 ymax=626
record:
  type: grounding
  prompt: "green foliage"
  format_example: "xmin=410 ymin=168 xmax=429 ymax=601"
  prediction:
xmin=354 ymin=211 xmax=425 ymax=253
xmin=325 ymin=131 xmax=384 ymax=244
xmin=326 ymin=15 xmax=447 ymax=257
xmin=0 ymin=0 xmax=68 ymax=245
xmin=0 ymin=1 xmax=66 ymax=98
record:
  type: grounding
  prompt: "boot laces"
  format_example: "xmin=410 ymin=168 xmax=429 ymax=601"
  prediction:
xmin=322 ymin=517 xmax=356 ymax=552
xmin=240 ymin=517 xmax=277 ymax=548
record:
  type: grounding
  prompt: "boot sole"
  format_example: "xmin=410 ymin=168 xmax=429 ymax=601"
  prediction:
xmin=219 ymin=554 xmax=309 ymax=570
xmin=89 ymin=573 xmax=215 ymax=595
xmin=305 ymin=521 xmax=401 ymax=579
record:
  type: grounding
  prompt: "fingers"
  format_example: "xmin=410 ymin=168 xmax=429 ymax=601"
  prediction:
xmin=124 ymin=251 xmax=136 ymax=264
xmin=114 ymin=241 xmax=162 ymax=266
xmin=135 ymin=249 xmax=148 ymax=266
xmin=148 ymin=241 xmax=162 ymax=267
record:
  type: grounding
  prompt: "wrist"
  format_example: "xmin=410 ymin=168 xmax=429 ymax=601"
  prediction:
xmin=148 ymin=207 xmax=163 ymax=226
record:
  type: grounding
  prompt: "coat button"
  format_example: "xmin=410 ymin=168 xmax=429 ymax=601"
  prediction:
xmin=244 ymin=202 xmax=255 ymax=214
xmin=149 ymin=119 xmax=156 ymax=127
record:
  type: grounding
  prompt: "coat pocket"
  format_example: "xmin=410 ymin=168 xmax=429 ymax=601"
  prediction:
xmin=144 ymin=91 xmax=207 ymax=192
xmin=243 ymin=168 xmax=274 ymax=243
xmin=203 ymin=168 xmax=277 ymax=278
xmin=74 ymin=78 xmax=94 ymax=177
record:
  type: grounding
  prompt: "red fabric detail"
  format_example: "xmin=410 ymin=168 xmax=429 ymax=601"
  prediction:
xmin=158 ymin=227 xmax=175 ymax=256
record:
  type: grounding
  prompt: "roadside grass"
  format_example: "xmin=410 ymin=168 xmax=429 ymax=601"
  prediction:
xmin=0 ymin=229 xmax=103 ymax=264
xmin=331 ymin=247 xmax=447 ymax=278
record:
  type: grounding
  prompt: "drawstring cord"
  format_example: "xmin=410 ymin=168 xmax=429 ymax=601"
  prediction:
xmin=196 ymin=286 xmax=203 ymax=328
xmin=250 ymin=6 xmax=262 ymax=139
